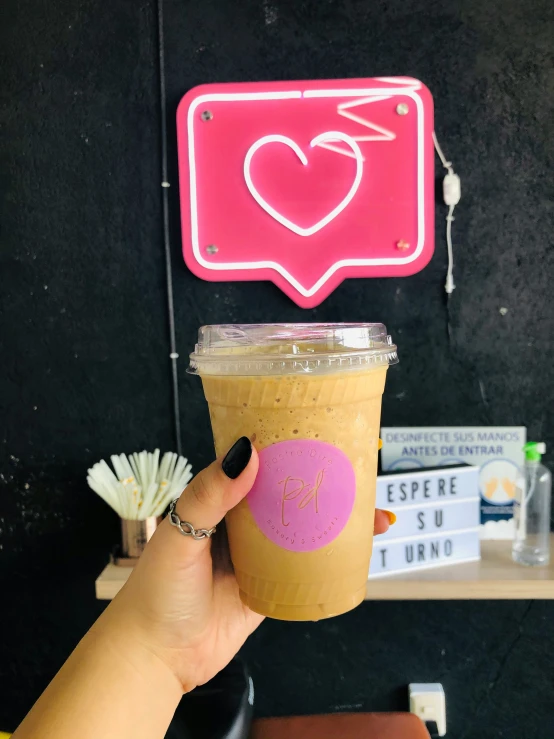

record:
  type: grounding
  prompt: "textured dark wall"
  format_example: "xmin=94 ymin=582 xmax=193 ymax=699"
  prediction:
xmin=1 ymin=0 xmax=553 ymax=736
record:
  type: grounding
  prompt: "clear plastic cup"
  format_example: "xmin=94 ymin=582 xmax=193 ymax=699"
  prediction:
xmin=189 ymin=323 xmax=398 ymax=621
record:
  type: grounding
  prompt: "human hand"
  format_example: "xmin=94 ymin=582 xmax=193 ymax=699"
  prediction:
xmin=484 ymin=477 xmax=498 ymax=499
xmin=501 ymin=477 xmax=516 ymax=498
xmin=100 ymin=437 xmax=393 ymax=694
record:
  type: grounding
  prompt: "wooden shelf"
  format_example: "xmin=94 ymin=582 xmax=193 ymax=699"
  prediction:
xmin=365 ymin=537 xmax=554 ymax=600
xmin=96 ymin=561 xmax=133 ymax=600
xmin=96 ymin=535 xmax=554 ymax=602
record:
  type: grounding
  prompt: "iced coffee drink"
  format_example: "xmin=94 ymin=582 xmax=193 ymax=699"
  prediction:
xmin=189 ymin=324 xmax=397 ymax=621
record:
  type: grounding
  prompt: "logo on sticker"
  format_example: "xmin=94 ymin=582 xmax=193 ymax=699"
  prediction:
xmin=247 ymin=440 xmax=356 ymax=552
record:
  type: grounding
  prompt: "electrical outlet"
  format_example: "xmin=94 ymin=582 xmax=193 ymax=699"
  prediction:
xmin=408 ymin=683 xmax=446 ymax=736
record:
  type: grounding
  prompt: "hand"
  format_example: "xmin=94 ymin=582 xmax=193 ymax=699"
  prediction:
xmin=501 ymin=477 xmax=516 ymax=498
xmin=484 ymin=477 xmax=498 ymax=499
xmin=101 ymin=437 xmax=393 ymax=693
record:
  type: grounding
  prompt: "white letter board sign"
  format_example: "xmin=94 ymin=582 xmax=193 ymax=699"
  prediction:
xmin=369 ymin=465 xmax=481 ymax=578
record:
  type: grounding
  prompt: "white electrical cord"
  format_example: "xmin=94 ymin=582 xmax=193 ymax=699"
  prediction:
xmin=445 ymin=203 xmax=455 ymax=294
xmin=432 ymin=131 xmax=453 ymax=174
xmin=432 ymin=131 xmax=460 ymax=294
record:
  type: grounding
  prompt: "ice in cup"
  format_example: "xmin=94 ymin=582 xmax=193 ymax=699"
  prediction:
xmin=188 ymin=323 xmax=398 ymax=621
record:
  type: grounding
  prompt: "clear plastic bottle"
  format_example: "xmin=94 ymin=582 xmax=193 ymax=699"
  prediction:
xmin=512 ymin=442 xmax=551 ymax=566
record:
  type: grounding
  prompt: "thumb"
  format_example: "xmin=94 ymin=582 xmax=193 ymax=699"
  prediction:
xmin=170 ymin=436 xmax=258 ymax=544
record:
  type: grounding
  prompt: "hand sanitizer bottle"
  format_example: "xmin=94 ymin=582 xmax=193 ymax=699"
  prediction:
xmin=512 ymin=442 xmax=551 ymax=566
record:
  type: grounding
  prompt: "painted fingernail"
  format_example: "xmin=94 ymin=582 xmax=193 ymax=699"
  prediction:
xmin=222 ymin=437 xmax=252 ymax=479
xmin=384 ymin=510 xmax=397 ymax=525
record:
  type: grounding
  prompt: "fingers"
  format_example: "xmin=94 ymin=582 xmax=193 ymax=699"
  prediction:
xmin=171 ymin=436 xmax=258 ymax=539
xmin=175 ymin=446 xmax=392 ymax=543
xmin=374 ymin=509 xmax=395 ymax=535
xmin=142 ymin=437 xmax=257 ymax=572
xmin=501 ymin=478 xmax=515 ymax=497
xmin=158 ymin=435 xmax=390 ymax=564
xmin=485 ymin=477 xmax=498 ymax=498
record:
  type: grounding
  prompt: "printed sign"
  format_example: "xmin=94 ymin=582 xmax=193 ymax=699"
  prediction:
xmin=177 ymin=77 xmax=435 ymax=308
xmin=377 ymin=465 xmax=479 ymax=508
xmin=380 ymin=427 xmax=526 ymax=537
xmin=247 ymin=439 xmax=355 ymax=552
xmin=367 ymin=465 xmax=481 ymax=577
xmin=369 ymin=529 xmax=481 ymax=577
xmin=377 ymin=499 xmax=480 ymax=541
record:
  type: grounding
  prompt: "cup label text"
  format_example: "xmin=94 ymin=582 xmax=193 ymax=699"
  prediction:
xmin=247 ymin=440 xmax=356 ymax=552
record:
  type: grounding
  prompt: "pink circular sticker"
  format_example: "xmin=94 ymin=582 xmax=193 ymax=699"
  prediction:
xmin=247 ymin=439 xmax=356 ymax=552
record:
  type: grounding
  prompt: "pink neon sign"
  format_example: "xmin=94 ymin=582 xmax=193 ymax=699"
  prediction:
xmin=177 ymin=77 xmax=434 ymax=308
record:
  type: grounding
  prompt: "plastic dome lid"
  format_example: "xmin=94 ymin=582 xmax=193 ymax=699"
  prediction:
xmin=188 ymin=323 xmax=398 ymax=376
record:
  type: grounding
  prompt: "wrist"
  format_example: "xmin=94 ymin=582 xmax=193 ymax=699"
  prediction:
xmin=14 ymin=611 xmax=185 ymax=739
xmin=91 ymin=606 xmax=185 ymax=700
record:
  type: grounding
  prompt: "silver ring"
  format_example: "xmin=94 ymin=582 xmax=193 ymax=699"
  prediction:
xmin=168 ymin=499 xmax=216 ymax=540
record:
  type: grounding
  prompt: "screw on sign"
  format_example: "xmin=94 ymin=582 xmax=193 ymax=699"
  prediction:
xmin=177 ymin=77 xmax=435 ymax=308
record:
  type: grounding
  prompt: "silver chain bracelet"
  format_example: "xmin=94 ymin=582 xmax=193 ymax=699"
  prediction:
xmin=168 ymin=498 xmax=217 ymax=540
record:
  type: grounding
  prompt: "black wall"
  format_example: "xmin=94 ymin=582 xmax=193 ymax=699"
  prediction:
xmin=2 ymin=0 xmax=553 ymax=736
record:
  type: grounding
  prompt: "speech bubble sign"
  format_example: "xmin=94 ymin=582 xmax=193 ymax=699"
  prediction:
xmin=177 ymin=77 xmax=435 ymax=308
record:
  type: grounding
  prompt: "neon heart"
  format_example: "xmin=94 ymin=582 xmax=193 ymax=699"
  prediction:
xmin=243 ymin=131 xmax=364 ymax=237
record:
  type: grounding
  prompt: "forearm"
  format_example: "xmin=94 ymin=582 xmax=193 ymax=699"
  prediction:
xmin=13 ymin=610 xmax=183 ymax=739
xmin=13 ymin=443 xmax=267 ymax=739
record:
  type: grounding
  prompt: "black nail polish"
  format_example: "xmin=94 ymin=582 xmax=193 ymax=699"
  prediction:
xmin=222 ymin=437 xmax=252 ymax=479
